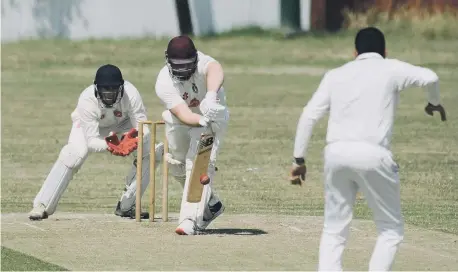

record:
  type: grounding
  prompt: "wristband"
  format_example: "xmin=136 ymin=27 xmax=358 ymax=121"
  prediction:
xmin=294 ymin=157 xmax=305 ymax=165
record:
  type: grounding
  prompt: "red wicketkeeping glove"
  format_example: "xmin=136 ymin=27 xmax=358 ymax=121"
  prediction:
xmin=106 ymin=133 xmax=123 ymax=156
xmin=118 ymin=128 xmax=139 ymax=155
xmin=105 ymin=129 xmax=139 ymax=156
xmin=108 ymin=144 xmax=128 ymax=156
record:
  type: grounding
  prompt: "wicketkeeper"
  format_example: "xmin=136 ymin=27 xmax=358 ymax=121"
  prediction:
xmin=29 ymin=64 xmax=164 ymax=220
xmin=155 ymin=36 xmax=229 ymax=235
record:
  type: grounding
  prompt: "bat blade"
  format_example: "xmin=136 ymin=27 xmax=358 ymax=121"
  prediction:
xmin=186 ymin=134 xmax=214 ymax=203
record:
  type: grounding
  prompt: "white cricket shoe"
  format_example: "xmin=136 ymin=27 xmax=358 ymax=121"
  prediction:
xmin=175 ymin=219 xmax=197 ymax=235
xmin=28 ymin=204 xmax=48 ymax=220
xmin=197 ymin=201 xmax=225 ymax=230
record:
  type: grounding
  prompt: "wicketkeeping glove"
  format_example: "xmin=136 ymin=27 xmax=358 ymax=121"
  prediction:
xmin=105 ymin=129 xmax=139 ymax=156
xmin=105 ymin=132 xmax=123 ymax=155
xmin=105 ymin=132 xmax=120 ymax=146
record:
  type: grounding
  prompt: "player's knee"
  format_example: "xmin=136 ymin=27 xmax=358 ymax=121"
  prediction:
xmin=207 ymin=163 xmax=217 ymax=176
xmin=164 ymin=151 xmax=186 ymax=176
xmin=58 ymin=144 xmax=88 ymax=169
xmin=169 ymin=163 xmax=186 ymax=177
xmin=376 ymin=218 xmax=404 ymax=241
xmin=185 ymin=158 xmax=194 ymax=172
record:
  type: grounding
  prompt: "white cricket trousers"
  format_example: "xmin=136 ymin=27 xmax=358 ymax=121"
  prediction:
xmin=33 ymin=118 xmax=150 ymax=215
xmin=162 ymin=110 xmax=227 ymax=228
xmin=318 ymin=141 xmax=404 ymax=271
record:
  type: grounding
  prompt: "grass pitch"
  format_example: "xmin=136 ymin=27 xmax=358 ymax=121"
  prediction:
xmin=1 ymin=31 xmax=457 ymax=270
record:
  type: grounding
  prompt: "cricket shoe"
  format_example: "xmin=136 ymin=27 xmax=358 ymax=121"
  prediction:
xmin=175 ymin=219 xmax=197 ymax=235
xmin=114 ymin=201 xmax=149 ymax=219
xmin=28 ymin=203 xmax=48 ymax=221
xmin=196 ymin=201 xmax=225 ymax=231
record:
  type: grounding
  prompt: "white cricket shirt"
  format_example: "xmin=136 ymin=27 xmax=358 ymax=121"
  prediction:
xmin=293 ymin=52 xmax=441 ymax=159
xmin=70 ymin=80 xmax=149 ymax=152
xmin=155 ymin=51 xmax=227 ymax=114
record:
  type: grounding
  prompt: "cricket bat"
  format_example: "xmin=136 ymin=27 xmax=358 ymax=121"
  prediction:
xmin=186 ymin=133 xmax=214 ymax=203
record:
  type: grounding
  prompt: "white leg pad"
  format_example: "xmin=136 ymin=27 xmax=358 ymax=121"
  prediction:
xmin=196 ymin=164 xmax=220 ymax=228
xmin=178 ymin=129 xmax=221 ymax=225
xmin=33 ymin=144 xmax=87 ymax=215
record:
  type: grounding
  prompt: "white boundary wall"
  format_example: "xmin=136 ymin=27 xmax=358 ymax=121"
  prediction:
xmin=1 ymin=0 xmax=311 ymax=43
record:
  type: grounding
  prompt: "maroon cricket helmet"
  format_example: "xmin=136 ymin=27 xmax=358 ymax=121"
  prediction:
xmin=165 ymin=35 xmax=198 ymax=81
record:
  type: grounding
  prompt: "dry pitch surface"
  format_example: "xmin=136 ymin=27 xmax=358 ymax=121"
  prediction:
xmin=2 ymin=212 xmax=457 ymax=271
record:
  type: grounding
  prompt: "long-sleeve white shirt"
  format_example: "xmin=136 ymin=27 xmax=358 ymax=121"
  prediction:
xmin=293 ymin=52 xmax=441 ymax=159
xmin=70 ymin=80 xmax=149 ymax=152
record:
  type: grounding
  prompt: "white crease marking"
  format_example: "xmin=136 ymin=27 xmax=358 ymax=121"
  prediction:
xmin=289 ymin=226 xmax=304 ymax=232
xmin=280 ymin=223 xmax=305 ymax=233
xmin=22 ymin=222 xmax=46 ymax=232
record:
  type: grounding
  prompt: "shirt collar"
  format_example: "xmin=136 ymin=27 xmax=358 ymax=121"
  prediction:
xmin=355 ymin=52 xmax=384 ymax=60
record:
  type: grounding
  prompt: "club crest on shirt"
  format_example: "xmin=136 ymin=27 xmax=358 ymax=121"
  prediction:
xmin=182 ymin=92 xmax=189 ymax=100
xmin=192 ymin=83 xmax=198 ymax=93
xmin=114 ymin=110 xmax=122 ymax=117
xmin=100 ymin=114 xmax=105 ymax=120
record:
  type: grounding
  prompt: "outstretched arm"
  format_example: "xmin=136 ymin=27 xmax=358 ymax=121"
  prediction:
xmin=155 ymin=82 xmax=208 ymax=127
xmin=171 ymin=103 xmax=209 ymax=127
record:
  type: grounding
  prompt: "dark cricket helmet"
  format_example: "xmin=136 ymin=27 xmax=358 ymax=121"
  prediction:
xmin=165 ymin=35 xmax=198 ymax=81
xmin=94 ymin=64 xmax=125 ymax=108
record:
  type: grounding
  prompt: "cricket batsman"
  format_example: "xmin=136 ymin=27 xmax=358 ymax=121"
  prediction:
xmin=29 ymin=64 xmax=164 ymax=220
xmin=155 ymin=35 xmax=229 ymax=235
xmin=289 ymin=27 xmax=446 ymax=271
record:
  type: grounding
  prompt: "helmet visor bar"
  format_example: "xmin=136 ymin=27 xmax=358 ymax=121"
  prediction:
xmin=96 ymin=85 xmax=123 ymax=107
xmin=168 ymin=57 xmax=197 ymax=80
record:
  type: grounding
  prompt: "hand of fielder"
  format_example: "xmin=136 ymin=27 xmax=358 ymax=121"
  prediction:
xmin=289 ymin=163 xmax=306 ymax=186
xmin=425 ymin=103 xmax=447 ymax=121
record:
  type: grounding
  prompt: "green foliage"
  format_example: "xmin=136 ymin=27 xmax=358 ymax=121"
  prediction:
xmin=342 ymin=6 xmax=458 ymax=39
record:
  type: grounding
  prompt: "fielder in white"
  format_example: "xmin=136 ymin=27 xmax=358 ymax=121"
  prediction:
xmin=29 ymin=64 xmax=164 ymax=220
xmin=289 ymin=27 xmax=447 ymax=271
xmin=155 ymin=36 xmax=229 ymax=235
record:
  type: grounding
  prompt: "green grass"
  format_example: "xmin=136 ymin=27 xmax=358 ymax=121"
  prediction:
xmin=1 ymin=247 xmax=68 ymax=271
xmin=1 ymin=30 xmax=457 ymax=247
